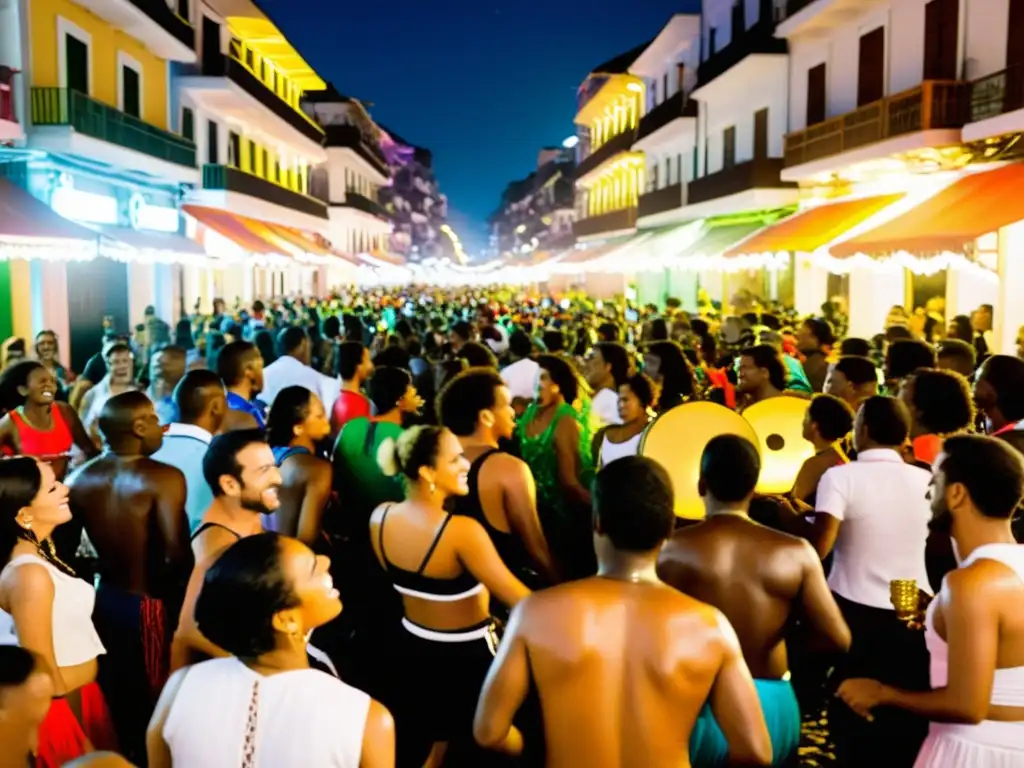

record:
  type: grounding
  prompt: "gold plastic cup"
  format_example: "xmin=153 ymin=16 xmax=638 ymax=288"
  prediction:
xmin=890 ymin=579 xmax=918 ymax=620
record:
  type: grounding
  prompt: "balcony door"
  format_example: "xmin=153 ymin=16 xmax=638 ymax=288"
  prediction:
xmin=1009 ymin=0 xmax=1024 ymax=69
xmin=857 ymin=27 xmax=885 ymax=107
xmin=65 ymin=34 xmax=88 ymax=95
xmin=806 ymin=63 xmax=827 ymax=126
xmin=202 ymin=16 xmax=221 ymax=70
xmin=923 ymin=0 xmax=959 ymax=81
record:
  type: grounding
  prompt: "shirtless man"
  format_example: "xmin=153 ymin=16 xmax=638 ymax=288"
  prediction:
xmin=216 ymin=341 xmax=264 ymax=431
xmin=67 ymin=390 xmax=191 ymax=763
xmin=438 ymin=368 xmax=557 ymax=587
xmin=658 ymin=435 xmax=851 ymax=766
xmin=474 ymin=456 xmax=773 ymax=767
xmin=171 ymin=429 xmax=281 ymax=671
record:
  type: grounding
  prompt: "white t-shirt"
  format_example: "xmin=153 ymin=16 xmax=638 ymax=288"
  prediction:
xmin=501 ymin=358 xmax=540 ymax=402
xmin=816 ymin=449 xmax=933 ymax=609
xmin=163 ymin=657 xmax=370 ymax=767
xmin=262 ymin=355 xmax=340 ymax=414
xmin=591 ymin=388 xmax=622 ymax=427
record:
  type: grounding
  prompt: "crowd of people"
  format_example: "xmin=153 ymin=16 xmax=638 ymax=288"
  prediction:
xmin=0 ymin=286 xmax=1020 ymax=768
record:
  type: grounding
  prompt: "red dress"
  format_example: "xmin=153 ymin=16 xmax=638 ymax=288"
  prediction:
xmin=10 ymin=406 xmax=73 ymax=462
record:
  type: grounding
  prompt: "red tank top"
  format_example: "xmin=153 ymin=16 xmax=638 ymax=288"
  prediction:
xmin=10 ymin=406 xmax=74 ymax=462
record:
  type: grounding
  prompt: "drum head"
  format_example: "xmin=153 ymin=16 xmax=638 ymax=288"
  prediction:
xmin=743 ymin=395 xmax=814 ymax=495
xmin=640 ymin=402 xmax=759 ymax=520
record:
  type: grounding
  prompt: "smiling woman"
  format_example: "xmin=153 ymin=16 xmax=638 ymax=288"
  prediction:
xmin=0 ymin=360 xmax=97 ymax=480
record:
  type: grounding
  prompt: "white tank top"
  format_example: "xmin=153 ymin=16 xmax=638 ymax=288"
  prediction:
xmin=163 ymin=657 xmax=371 ymax=767
xmin=0 ymin=554 xmax=105 ymax=667
xmin=926 ymin=543 xmax=1024 ymax=707
xmin=599 ymin=432 xmax=642 ymax=467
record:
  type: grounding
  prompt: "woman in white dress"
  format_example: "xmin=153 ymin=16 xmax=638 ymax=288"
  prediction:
xmin=592 ymin=373 xmax=657 ymax=468
xmin=147 ymin=532 xmax=395 ymax=767
xmin=838 ymin=435 xmax=1024 ymax=767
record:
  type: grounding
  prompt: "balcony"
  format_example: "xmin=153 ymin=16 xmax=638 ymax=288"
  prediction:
xmin=636 ymin=91 xmax=697 ymax=144
xmin=202 ymin=164 xmax=328 ymax=219
xmin=783 ymin=80 xmax=967 ymax=168
xmin=573 ymin=207 xmax=637 ymax=239
xmin=776 ymin=0 xmax=885 ymax=38
xmin=323 ymin=124 xmax=389 ymax=178
xmin=576 ymin=129 xmax=636 ymax=181
xmin=970 ymin=64 xmax=1024 ymax=124
xmin=688 ymin=158 xmax=792 ymax=205
xmin=69 ymin=0 xmax=194 ymax=61
xmin=697 ymin=18 xmax=787 ymax=89
xmin=0 ymin=66 xmax=20 ymax=142
xmin=338 ymin=190 xmax=390 ymax=221
xmin=30 ymin=87 xmax=195 ymax=167
xmin=202 ymin=54 xmax=325 ymax=147
xmin=639 ymin=183 xmax=685 ymax=219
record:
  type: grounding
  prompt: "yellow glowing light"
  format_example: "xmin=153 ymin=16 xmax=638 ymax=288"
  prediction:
xmin=226 ymin=17 xmax=326 ymax=90
xmin=626 ymin=82 xmax=643 ymax=93
xmin=640 ymin=402 xmax=760 ymax=520
xmin=744 ymin=396 xmax=815 ymax=495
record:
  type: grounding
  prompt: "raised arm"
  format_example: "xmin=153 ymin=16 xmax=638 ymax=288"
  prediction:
xmin=473 ymin=601 xmax=529 ymax=755
xmin=500 ymin=457 xmax=558 ymax=582
xmin=707 ymin=610 xmax=773 ymax=766
xmin=455 ymin=517 xmax=530 ymax=609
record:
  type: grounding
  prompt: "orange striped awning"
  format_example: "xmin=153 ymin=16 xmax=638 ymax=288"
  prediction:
xmin=723 ymin=194 xmax=904 ymax=259
xmin=183 ymin=205 xmax=284 ymax=256
xmin=831 ymin=164 xmax=1024 ymax=258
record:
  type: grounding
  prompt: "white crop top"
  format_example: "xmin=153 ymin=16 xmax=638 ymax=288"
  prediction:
xmin=926 ymin=543 xmax=1024 ymax=707
xmin=0 ymin=554 xmax=106 ymax=667
xmin=163 ymin=657 xmax=371 ymax=767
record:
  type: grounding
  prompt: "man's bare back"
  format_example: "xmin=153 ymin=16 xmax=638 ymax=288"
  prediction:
xmin=658 ymin=515 xmax=842 ymax=679
xmin=476 ymin=577 xmax=770 ymax=768
xmin=69 ymin=455 xmax=190 ymax=598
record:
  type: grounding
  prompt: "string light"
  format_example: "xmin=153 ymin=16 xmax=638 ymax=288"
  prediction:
xmin=810 ymin=249 xmax=999 ymax=281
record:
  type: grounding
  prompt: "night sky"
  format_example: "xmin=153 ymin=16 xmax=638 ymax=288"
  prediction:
xmin=265 ymin=0 xmax=700 ymax=256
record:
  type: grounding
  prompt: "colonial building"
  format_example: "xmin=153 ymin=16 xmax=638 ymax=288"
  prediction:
xmin=489 ymin=146 xmax=575 ymax=261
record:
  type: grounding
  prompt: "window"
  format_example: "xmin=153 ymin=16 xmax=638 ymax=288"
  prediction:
xmin=731 ymin=0 xmax=745 ymax=37
xmin=652 ymin=80 xmax=658 ymax=105
xmin=723 ymin=126 xmax=736 ymax=169
xmin=274 ymin=159 xmax=281 ymax=183
xmin=708 ymin=27 xmax=717 ymax=58
xmin=181 ymin=107 xmax=194 ymax=141
xmin=228 ymin=131 xmax=240 ymax=167
xmin=248 ymin=141 xmax=256 ymax=174
xmin=245 ymin=47 xmax=254 ymax=70
xmin=118 ymin=53 xmax=142 ymax=118
xmin=262 ymin=148 xmax=269 ymax=179
xmin=1011 ymin=0 xmax=1024 ymax=70
xmin=62 ymin=23 xmax=90 ymax=95
xmin=806 ymin=63 xmax=827 ymax=126
xmin=177 ymin=0 xmax=190 ymax=21
xmin=207 ymin=120 xmax=219 ymax=164
xmin=663 ymin=73 xmax=669 ymax=100
xmin=754 ymin=108 xmax=769 ymax=159
xmin=857 ymin=27 xmax=885 ymax=106
xmin=924 ymin=0 xmax=959 ymax=81
xmin=665 ymin=157 xmax=671 ymax=185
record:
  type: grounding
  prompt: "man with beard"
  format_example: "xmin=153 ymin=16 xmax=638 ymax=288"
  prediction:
xmin=839 ymin=435 xmax=1024 ymax=766
xmin=170 ymin=429 xmax=281 ymax=671
xmin=67 ymin=391 xmax=191 ymax=762
xmin=439 ymin=368 xmax=557 ymax=589
xmin=474 ymin=456 xmax=773 ymax=767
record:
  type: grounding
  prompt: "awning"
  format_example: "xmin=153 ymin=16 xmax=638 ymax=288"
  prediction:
xmin=0 ymin=178 xmax=99 ymax=260
xmin=183 ymin=205 xmax=285 ymax=256
xmin=679 ymin=220 xmax=772 ymax=260
xmin=97 ymin=226 xmax=208 ymax=264
xmin=830 ymin=164 xmax=1024 ymax=258
xmin=723 ymin=194 xmax=904 ymax=259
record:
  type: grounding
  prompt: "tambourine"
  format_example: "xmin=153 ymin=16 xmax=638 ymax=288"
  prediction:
xmin=639 ymin=402 xmax=759 ymax=520
xmin=743 ymin=396 xmax=814 ymax=495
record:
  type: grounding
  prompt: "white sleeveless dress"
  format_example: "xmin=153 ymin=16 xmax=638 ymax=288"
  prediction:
xmin=913 ymin=543 xmax=1024 ymax=767
xmin=163 ymin=657 xmax=370 ymax=767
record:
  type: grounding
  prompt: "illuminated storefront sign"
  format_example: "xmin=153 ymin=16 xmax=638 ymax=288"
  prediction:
xmin=49 ymin=178 xmax=179 ymax=233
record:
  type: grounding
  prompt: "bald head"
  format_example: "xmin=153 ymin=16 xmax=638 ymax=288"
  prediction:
xmin=98 ymin=390 xmax=163 ymax=456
